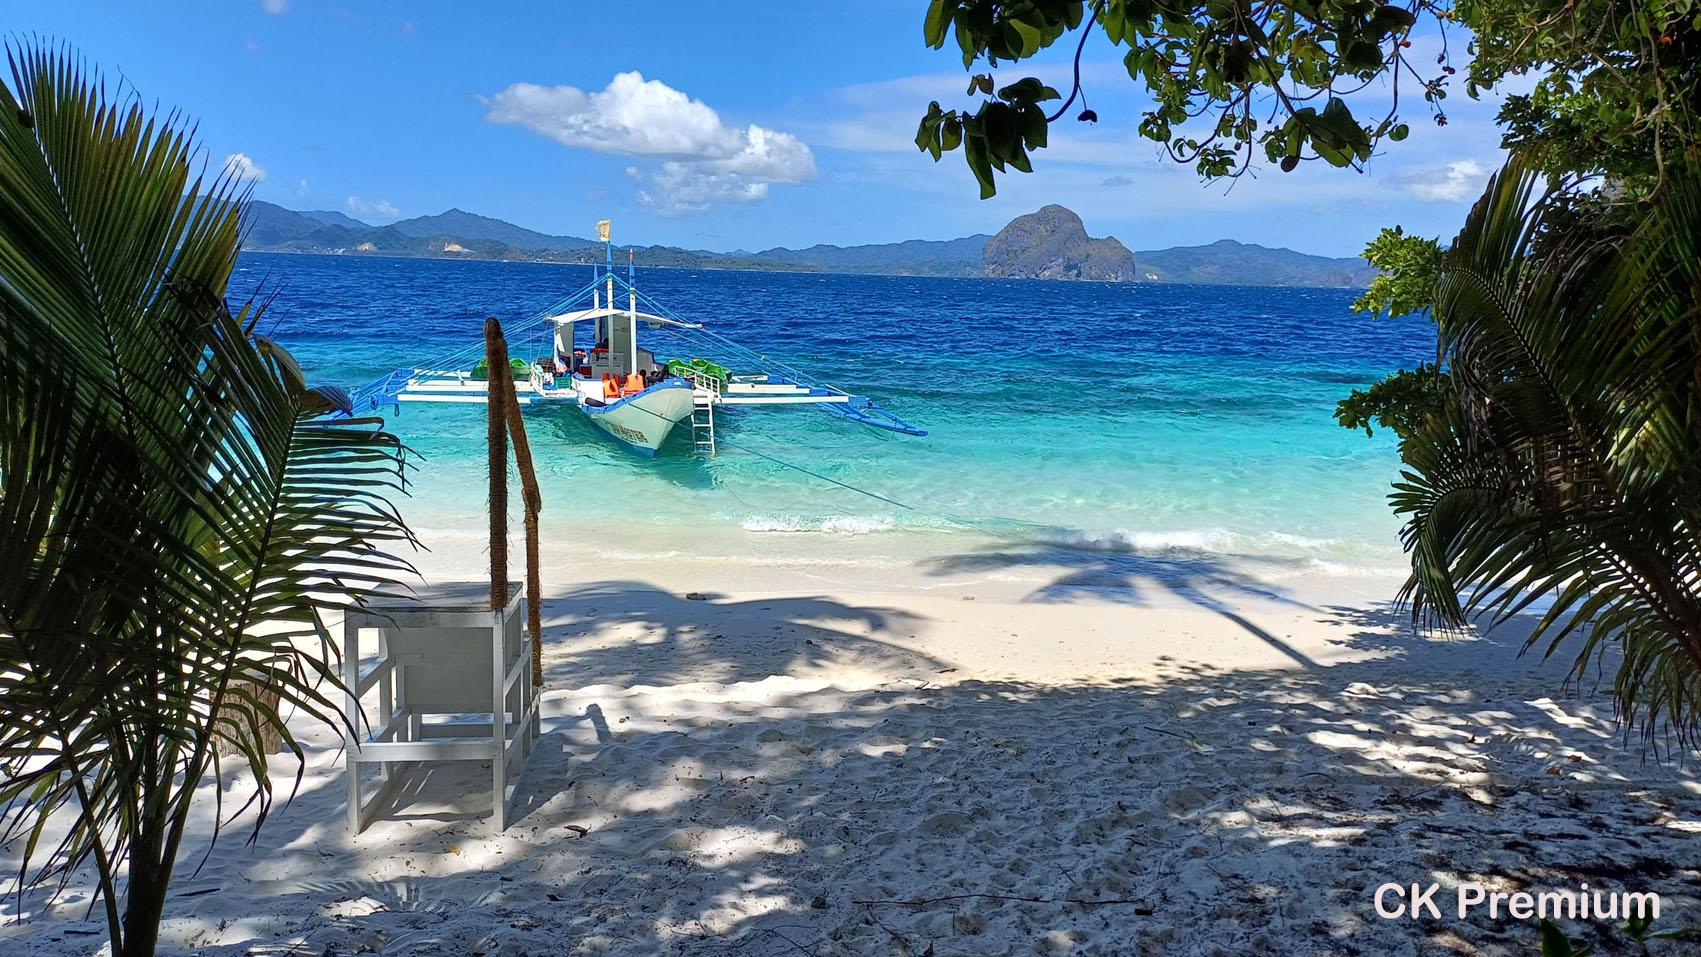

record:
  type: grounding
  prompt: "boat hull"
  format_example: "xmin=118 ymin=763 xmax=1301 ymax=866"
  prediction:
xmin=576 ymin=380 xmax=695 ymax=455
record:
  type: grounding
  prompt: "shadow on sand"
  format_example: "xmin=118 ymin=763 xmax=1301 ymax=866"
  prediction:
xmin=927 ymin=540 xmax=1331 ymax=670
xmin=4 ymin=583 xmax=1698 ymax=957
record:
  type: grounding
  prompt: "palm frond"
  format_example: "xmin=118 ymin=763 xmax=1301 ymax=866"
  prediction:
xmin=1395 ymin=155 xmax=1701 ymax=743
xmin=0 ymin=41 xmax=418 ymax=956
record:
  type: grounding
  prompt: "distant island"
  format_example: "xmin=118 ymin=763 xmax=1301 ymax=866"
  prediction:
xmin=242 ymin=201 xmax=1377 ymax=289
xmin=982 ymin=205 xmax=1135 ymax=281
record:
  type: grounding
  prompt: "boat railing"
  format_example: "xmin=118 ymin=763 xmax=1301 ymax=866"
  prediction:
xmin=672 ymin=365 xmax=726 ymax=397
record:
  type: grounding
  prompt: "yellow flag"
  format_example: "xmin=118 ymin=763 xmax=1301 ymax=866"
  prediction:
xmin=596 ymin=220 xmax=611 ymax=243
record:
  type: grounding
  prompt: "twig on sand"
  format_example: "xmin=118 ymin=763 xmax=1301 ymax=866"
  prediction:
xmin=860 ymin=904 xmax=919 ymax=955
xmin=854 ymin=892 xmax=1150 ymax=909
xmin=1143 ymin=725 xmax=1213 ymax=751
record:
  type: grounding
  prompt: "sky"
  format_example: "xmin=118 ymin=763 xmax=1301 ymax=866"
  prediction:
xmin=13 ymin=1 xmax=1516 ymax=257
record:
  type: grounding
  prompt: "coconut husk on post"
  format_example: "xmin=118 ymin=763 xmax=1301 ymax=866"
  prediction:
xmin=484 ymin=319 xmax=510 ymax=612
xmin=482 ymin=318 xmax=545 ymax=687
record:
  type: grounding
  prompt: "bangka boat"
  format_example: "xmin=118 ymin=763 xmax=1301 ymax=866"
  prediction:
xmin=343 ymin=224 xmax=924 ymax=456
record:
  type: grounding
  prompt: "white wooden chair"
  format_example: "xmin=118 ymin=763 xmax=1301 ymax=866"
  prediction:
xmin=340 ymin=583 xmax=540 ymax=832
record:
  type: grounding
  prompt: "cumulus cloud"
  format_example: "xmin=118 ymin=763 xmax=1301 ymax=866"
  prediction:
xmin=1100 ymin=174 xmax=1136 ymax=187
xmin=345 ymin=196 xmax=400 ymax=221
xmin=260 ymin=0 xmax=288 ymax=14
xmin=1403 ymin=160 xmax=1489 ymax=203
xmin=225 ymin=152 xmax=266 ymax=183
xmin=484 ymin=72 xmax=815 ymax=215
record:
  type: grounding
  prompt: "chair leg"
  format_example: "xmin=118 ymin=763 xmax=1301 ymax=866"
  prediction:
xmin=344 ymin=616 xmax=364 ymax=833
xmin=492 ymin=748 xmax=507 ymax=833
xmin=493 ymin=617 xmax=508 ymax=832
xmin=378 ymin=630 xmax=394 ymax=782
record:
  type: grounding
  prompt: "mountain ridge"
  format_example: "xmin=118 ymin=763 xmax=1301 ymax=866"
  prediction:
xmin=240 ymin=201 xmax=1375 ymax=288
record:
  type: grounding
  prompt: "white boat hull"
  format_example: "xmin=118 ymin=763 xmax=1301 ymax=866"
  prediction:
xmin=576 ymin=380 xmax=695 ymax=455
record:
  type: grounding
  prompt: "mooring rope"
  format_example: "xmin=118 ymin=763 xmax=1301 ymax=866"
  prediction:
xmin=714 ymin=436 xmax=916 ymax=511
xmin=609 ymin=392 xmax=917 ymax=511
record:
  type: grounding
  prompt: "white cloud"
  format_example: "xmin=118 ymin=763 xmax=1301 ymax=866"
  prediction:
xmin=401 ymin=21 xmax=415 ymax=36
xmin=1402 ymin=160 xmax=1489 ymax=203
xmin=260 ymin=0 xmax=288 ymax=14
xmin=345 ymin=196 xmax=400 ymax=221
xmin=484 ymin=71 xmax=815 ymax=215
xmin=225 ymin=152 xmax=266 ymax=183
xmin=295 ymin=178 xmax=309 ymax=198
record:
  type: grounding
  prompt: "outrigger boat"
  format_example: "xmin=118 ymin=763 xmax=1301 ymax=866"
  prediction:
xmin=344 ymin=222 xmax=924 ymax=456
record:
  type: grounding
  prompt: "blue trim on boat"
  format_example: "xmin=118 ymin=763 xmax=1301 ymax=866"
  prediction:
xmin=574 ymin=377 xmax=691 ymax=417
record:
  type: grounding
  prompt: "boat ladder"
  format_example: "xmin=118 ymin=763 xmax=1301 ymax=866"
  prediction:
xmin=691 ymin=397 xmax=716 ymax=456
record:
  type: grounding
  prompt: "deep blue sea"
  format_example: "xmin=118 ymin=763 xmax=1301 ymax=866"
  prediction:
xmin=229 ymin=253 xmax=1434 ymax=578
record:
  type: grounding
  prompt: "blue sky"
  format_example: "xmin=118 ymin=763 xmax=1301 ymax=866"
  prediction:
xmin=15 ymin=1 xmax=1514 ymax=257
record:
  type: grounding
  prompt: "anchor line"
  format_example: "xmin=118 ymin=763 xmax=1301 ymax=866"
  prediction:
xmin=616 ymin=396 xmax=916 ymax=511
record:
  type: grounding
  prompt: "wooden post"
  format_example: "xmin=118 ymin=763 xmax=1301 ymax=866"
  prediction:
xmin=503 ymin=385 xmax=544 ymax=688
xmin=484 ymin=319 xmax=510 ymax=612
xmin=484 ymin=317 xmax=545 ymax=687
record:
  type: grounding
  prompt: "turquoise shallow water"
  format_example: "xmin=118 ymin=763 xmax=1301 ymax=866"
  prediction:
xmin=230 ymin=253 xmax=1433 ymax=578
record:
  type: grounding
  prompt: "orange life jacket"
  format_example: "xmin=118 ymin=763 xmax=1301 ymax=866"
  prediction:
xmin=625 ymin=373 xmax=645 ymax=394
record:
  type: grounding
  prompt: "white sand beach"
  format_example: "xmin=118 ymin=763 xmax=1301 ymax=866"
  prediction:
xmin=5 ymin=546 xmax=1700 ymax=956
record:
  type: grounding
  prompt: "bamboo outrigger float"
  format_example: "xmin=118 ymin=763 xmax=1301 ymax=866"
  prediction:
xmin=344 ymin=222 xmax=925 ymax=456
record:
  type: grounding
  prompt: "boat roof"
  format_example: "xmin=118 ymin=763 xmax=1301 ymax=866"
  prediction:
xmin=547 ymin=306 xmax=701 ymax=330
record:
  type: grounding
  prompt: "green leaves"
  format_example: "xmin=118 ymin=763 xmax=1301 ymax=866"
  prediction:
xmin=1301 ymin=97 xmax=1375 ymax=168
xmin=915 ymin=82 xmax=1054 ymax=196
xmin=1539 ymin=919 xmax=1595 ymax=957
xmin=995 ymin=77 xmax=1059 ymax=104
xmin=1387 ymin=156 xmax=1701 ymax=745
xmin=915 ymin=0 xmax=1444 ymax=191
xmin=923 ymin=0 xmax=957 ymax=46
xmin=1334 ymin=364 xmax=1451 ymax=440
xmin=1351 ymin=226 xmax=1443 ymax=320
xmin=0 ymin=41 xmax=418 ymax=956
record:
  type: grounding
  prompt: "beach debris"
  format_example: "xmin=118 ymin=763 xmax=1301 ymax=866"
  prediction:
xmin=962 ymin=595 xmax=975 ymax=601
xmin=685 ymin=592 xmax=707 ymax=601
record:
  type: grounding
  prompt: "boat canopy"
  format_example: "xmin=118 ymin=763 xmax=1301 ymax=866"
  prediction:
xmin=546 ymin=306 xmax=701 ymax=331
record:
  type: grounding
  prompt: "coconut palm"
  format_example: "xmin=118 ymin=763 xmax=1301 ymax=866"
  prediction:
xmin=0 ymin=44 xmax=417 ymax=957
xmin=1394 ymin=155 xmax=1701 ymax=741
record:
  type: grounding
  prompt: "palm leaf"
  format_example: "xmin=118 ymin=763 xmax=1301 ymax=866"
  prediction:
xmin=0 ymin=42 xmax=418 ymax=956
xmin=1395 ymin=155 xmax=1701 ymax=743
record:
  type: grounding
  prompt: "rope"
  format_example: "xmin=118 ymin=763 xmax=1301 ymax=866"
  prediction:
xmin=610 ymin=389 xmax=917 ymax=511
xmin=715 ymin=436 xmax=915 ymax=511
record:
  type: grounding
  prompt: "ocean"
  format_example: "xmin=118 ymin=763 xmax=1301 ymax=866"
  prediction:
xmin=229 ymin=253 xmax=1434 ymax=582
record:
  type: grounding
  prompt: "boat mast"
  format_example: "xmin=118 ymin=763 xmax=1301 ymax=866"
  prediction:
xmin=627 ymin=246 xmax=637 ymax=373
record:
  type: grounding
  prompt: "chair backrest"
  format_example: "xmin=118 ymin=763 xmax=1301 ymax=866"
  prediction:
xmin=386 ymin=626 xmax=498 ymax=712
